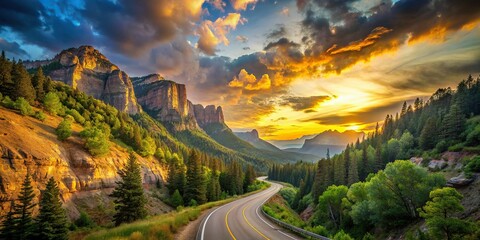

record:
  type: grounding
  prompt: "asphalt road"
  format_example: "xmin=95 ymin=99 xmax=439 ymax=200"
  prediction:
xmin=196 ymin=177 xmax=302 ymax=240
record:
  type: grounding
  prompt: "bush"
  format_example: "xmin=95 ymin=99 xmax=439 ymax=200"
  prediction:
xmin=34 ymin=111 xmax=46 ymax=121
xmin=43 ymin=92 xmax=63 ymax=115
xmin=333 ymin=230 xmax=354 ymax=240
xmin=448 ymin=143 xmax=464 ymax=152
xmin=56 ymin=117 xmax=73 ymax=141
xmin=465 ymin=156 xmax=480 ymax=174
xmin=435 ymin=140 xmax=449 ymax=153
xmin=1 ymin=96 xmax=14 ymax=108
xmin=279 ymin=187 xmax=297 ymax=206
xmin=14 ymin=97 xmax=34 ymax=116
xmin=80 ymin=126 xmax=110 ymax=156
xmin=305 ymin=225 xmax=329 ymax=236
xmin=75 ymin=211 xmax=96 ymax=228
xmin=66 ymin=109 xmax=85 ymax=124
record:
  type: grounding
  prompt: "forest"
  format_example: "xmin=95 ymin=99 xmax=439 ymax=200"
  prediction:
xmin=268 ymin=75 xmax=480 ymax=239
xmin=0 ymin=52 xmax=267 ymax=238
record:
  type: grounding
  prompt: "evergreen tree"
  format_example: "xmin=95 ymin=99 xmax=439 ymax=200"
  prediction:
xmin=43 ymin=92 xmax=63 ymax=115
xmin=36 ymin=177 xmax=68 ymax=240
xmin=243 ymin=165 xmax=256 ymax=192
xmin=43 ymin=76 xmax=53 ymax=93
xmin=14 ymin=173 xmax=36 ymax=240
xmin=184 ymin=151 xmax=206 ymax=205
xmin=32 ymin=67 xmax=45 ymax=100
xmin=374 ymin=145 xmax=383 ymax=172
xmin=207 ymin=170 xmax=221 ymax=202
xmin=347 ymin=154 xmax=359 ymax=186
xmin=420 ymin=118 xmax=437 ymax=150
xmin=170 ymin=189 xmax=184 ymax=207
xmin=441 ymin=104 xmax=466 ymax=142
xmin=12 ymin=62 xmax=36 ymax=103
xmin=0 ymin=52 xmax=13 ymax=94
xmin=359 ymin=142 xmax=369 ymax=181
xmin=110 ymin=153 xmax=147 ymax=226
xmin=0 ymin=200 xmax=16 ymax=239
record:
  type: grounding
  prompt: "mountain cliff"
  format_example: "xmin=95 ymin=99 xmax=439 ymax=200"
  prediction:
xmin=0 ymin=106 xmax=169 ymax=219
xmin=234 ymin=129 xmax=280 ymax=152
xmin=24 ymin=46 xmax=141 ymax=114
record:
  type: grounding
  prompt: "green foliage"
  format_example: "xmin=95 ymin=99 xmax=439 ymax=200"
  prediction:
xmin=12 ymin=62 xmax=36 ymax=103
xmin=74 ymin=211 xmax=96 ymax=228
xmin=0 ymin=201 xmax=16 ymax=239
xmin=206 ymin=170 xmax=221 ymax=202
xmin=36 ymin=177 xmax=69 ymax=240
xmin=32 ymin=67 xmax=46 ymax=100
xmin=365 ymin=160 xmax=445 ymax=228
xmin=332 ymin=230 xmax=354 ymax=240
xmin=1 ymin=95 xmax=14 ymax=108
xmin=419 ymin=187 xmax=474 ymax=239
xmin=184 ymin=151 xmax=207 ymax=205
xmin=56 ymin=117 xmax=73 ymax=141
xmin=313 ymin=185 xmax=349 ymax=230
xmin=170 ymin=190 xmax=184 ymax=208
xmin=279 ymin=187 xmax=297 ymax=206
xmin=262 ymin=196 xmax=305 ymax=228
xmin=34 ymin=110 xmax=46 ymax=121
xmin=66 ymin=109 xmax=85 ymax=124
xmin=110 ymin=153 xmax=147 ymax=226
xmin=139 ymin=136 xmax=156 ymax=157
xmin=464 ymin=156 xmax=480 ymax=177
xmin=14 ymin=173 xmax=37 ymax=239
xmin=43 ymin=92 xmax=63 ymax=115
xmin=14 ymin=97 xmax=34 ymax=116
xmin=305 ymin=225 xmax=329 ymax=237
xmin=80 ymin=126 xmax=110 ymax=156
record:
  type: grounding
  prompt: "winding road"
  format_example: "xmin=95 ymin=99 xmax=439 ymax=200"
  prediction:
xmin=196 ymin=177 xmax=302 ymax=240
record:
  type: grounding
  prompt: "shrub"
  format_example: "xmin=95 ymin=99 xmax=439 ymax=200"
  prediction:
xmin=34 ymin=111 xmax=46 ymax=121
xmin=43 ymin=92 xmax=63 ymax=115
xmin=1 ymin=96 xmax=14 ymax=108
xmin=465 ymin=156 xmax=480 ymax=175
xmin=435 ymin=140 xmax=449 ymax=153
xmin=75 ymin=211 xmax=96 ymax=228
xmin=56 ymin=117 xmax=73 ymax=141
xmin=14 ymin=97 xmax=34 ymax=116
xmin=66 ymin=109 xmax=85 ymax=124
xmin=448 ymin=143 xmax=464 ymax=152
xmin=80 ymin=126 xmax=110 ymax=156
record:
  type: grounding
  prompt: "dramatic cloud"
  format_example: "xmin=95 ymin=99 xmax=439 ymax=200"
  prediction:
xmin=281 ymin=95 xmax=333 ymax=112
xmin=0 ymin=38 xmax=29 ymax=57
xmin=197 ymin=13 xmax=247 ymax=55
xmin=231 ymin=0 xmax=258 ymax=11
xmin=266 ymin=25 xmax=287 ymax=39
xmin=229 ymin=69 xmax=271 ymax=90
xmin=208 ymin=0 xmax=226 ymax=11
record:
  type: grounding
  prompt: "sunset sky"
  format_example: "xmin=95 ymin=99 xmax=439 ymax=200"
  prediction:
xmin=1 ymin=0 xmax=479 ymax=140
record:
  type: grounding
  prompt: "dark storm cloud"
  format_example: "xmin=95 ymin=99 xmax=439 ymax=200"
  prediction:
xmin=281 ymin=95 xmax=332 ymax=112
xmin=266 ymin=25 xmax=287 ymax=39
xmin=261 ymin=0 xmax=480 ymax=75
xmin=0 ymin=38 xmax=29 ymax=57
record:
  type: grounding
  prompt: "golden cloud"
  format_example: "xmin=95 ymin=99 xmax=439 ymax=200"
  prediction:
xmin=197 ymin=13 xmax=247 ymax=55
xmin=231 ymin=0 xmax=258 ymax=11
xmin=229 ymin=69 xmax=272 ymax=90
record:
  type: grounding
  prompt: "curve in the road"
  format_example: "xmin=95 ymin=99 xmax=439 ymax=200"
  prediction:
xmin=197 ymin=178 xmax=301 ymax=240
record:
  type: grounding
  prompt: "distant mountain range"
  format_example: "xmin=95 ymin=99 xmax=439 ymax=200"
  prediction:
xmin=267 ymin=130 xmax=365 ymax=158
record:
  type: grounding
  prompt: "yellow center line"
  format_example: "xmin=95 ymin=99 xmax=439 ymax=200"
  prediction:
xmin=242 ymin=204 xmax=270 ymax=240
xmin=225 ymin=205 xmax=237 ymax=240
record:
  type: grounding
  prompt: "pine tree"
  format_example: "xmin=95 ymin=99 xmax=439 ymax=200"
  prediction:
xmin=36 ymin=177 xmax=68 ymax=240
xmin=207 ymin=170 xmax=221 ymax=202
xmin=374 ymin=145 xmax=383 ymax=172
xmin=347 ymin=155 xmax=359 ymax=186
xmin=243 ymin=165 xmax=256 ymax=192
xmin=12 ymin=62 xmax=36 ymax=103
xmin=170 ymin=189 xmax=184 ymax=207
xmin=32 ymin=67 xmax=46 ymax=100
xmin=110 ymin=153 xmax=147 ymax=226
xmin=184 ymin=151 xmax=206 ymax=205
xmin=441 ymin=104 xmax=466 ymax=142
xmin=14 ymin=173 xmax=36 ymax=240
xmin=0 ymin=200 xmax=16 ymax=239
xmin=360 ymin=142 xmax=369 ymax=181
xmin=0 ymin=51 xmax=13 ymax=94
xmin=344 ymin=145 xmax=351 ymax=184
xmin=420 ymin=118 xmax=437 ymax=150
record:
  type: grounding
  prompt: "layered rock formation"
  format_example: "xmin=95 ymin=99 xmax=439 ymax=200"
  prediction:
xmin=193 ymin=104 xmax=224 ymax=127
xmin=0 ymin=107 xmax=166 ymax=218
xmin=24 ymin=46 xmax=140 ymax=114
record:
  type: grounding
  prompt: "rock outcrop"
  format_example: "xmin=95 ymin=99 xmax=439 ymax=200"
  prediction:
xmin=193 ymin=104 xmax=224 ymax=127
xmin=23 ymin=46 xmax=140 ymax=114
xmin=0 ymin=107 xmax=166 ymax=218
xmin=132 ymin=74 xmax=198 ymax=130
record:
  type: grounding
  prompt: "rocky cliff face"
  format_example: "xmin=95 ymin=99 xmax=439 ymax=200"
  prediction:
xmin=132 ymin=74 xmax=198 ymax=130
xmin=193 ymin=104 xmax=224 ymax=127
xmin=23 ymin=46 xmax=140 ymax=114
xmin=0 ymin=107 xmax=166 ymax=218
